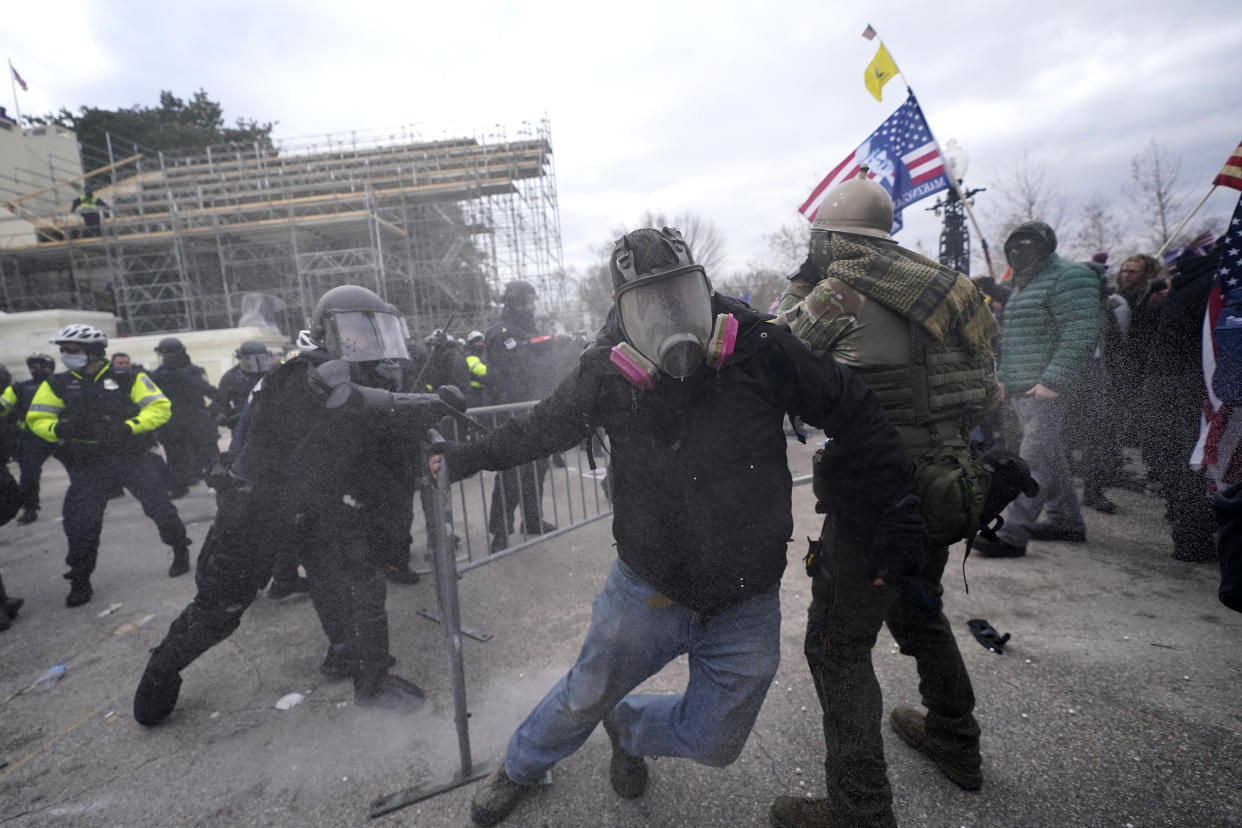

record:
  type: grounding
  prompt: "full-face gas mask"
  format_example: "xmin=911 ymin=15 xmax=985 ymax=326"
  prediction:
xmin=609 ymin=228 xmax=737 ymax=389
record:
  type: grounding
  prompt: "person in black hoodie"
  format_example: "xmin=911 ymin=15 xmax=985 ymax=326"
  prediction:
xmin=1140 ymin=243 xmax=1221 ymax=561
xmin=437 ymin=227 xmax=920 ymax=827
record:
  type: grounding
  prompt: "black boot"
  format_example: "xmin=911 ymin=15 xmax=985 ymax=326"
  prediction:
xmin=15 ymin=506 xmax=37 ymax=525
xmin=133 ymin=656 xmax=183 ymax=726
xmin=65 ymin=578 xmax=93 ymax=607
xmin=168 ymin=543 xmax=191 ymax=578
xmin=353 ymin=670 xmax=425 ymax=713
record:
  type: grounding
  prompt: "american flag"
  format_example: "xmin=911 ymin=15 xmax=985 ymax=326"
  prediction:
xmin=1215 ymin=139 xmax=1242 ymax=192
xmin=798 ymin=93 xmax=949 ymax=235
xmin=1192 ymin=194 xmax=1242 ymax=483
xmin=10 ymin=64 xmax=26 ymax=92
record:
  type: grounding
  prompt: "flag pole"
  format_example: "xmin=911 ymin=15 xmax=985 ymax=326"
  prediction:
xmin=7 ymin=59 xmax=20 ymax=124
xmin=865 ymin=28 xmax=996 ymax=277
xmin=1156 ymin=185 xmax=1217 ymax=258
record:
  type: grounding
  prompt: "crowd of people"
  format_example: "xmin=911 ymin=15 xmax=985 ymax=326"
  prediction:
xmin=1 ymin=164 xmax=1237 ymax=826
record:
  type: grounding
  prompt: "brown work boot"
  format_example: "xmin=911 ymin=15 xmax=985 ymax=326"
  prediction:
xmin=770 ymin=794 xmax=835 ymax=827
xmin=889 ymin=705 xmax=983 ymax=790
xmin=470 ymin=765 xmax=534 ymax=826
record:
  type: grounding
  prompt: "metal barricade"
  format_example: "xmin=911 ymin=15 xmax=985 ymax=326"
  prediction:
xmin=410 ymin=400 xmax=614 ymax=576
xmin=371 ymin=405 xmax=612 ymax=817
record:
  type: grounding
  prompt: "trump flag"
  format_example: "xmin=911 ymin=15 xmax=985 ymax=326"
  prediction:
xmin=799 ymin=93 xmax=950 ymax=234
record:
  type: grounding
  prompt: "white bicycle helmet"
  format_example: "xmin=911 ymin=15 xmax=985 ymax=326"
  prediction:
xmin=50 ymin=324 xmax=108 ymax=349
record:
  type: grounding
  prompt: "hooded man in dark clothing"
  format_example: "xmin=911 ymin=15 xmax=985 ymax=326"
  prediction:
xmin=434 ymin=227 xmax=922 ymax=827
xmin=1141 ymin=244 xmax=1221 ymax=561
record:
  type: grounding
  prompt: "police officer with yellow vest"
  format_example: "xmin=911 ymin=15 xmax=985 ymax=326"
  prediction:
xmin=769 ymin=169 xmax=1001 ymax=827
xmin=26 ymin=324 xmax=192 ymax=607
xmin=464 ymin=330 xmax=487 ymax=408
xmin=1 ymin=354 xmax=59 ymax=524
xmin=70 ymin=185 xmax=108 ymax=237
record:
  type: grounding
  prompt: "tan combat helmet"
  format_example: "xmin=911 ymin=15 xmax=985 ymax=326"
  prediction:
xmin=811 ymin=165 xmax=894 ymax=240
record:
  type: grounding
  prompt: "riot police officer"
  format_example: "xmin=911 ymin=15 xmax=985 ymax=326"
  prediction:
xmin=133 ymin=285 xmax=448 ymax=725
xmin=151 ymin=338 xmax=219 ymax=498
xmin=464 ymin=330 xmax=487 ymax=408
xmin=1 ymin=354 xmax=58 ymax=524
xmin=484 ymin=280 xmax=556 ymax=552
xmin=211 ymin=340 xmax=273 ymax=430
xmin=26 ymin=325 xmax=192 ymax=606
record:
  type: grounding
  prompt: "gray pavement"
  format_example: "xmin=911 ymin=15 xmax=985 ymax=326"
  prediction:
xmin=1 ymin=440 xmax=1239 ymax=827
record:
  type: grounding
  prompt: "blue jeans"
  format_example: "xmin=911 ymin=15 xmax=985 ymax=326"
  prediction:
xmin=504 ymin=558 xmax=781 ymax=784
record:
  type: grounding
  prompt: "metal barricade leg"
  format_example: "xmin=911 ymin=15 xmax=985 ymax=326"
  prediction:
xmin=369 ymin=434 xmax=496 ymax=817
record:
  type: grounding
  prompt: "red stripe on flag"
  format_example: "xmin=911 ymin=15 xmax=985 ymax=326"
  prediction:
xmin=903 ymin=149 xmax=940 ymax=169
xmin=911 ymin=168 xmax=945 ymax=186
xmin=798 ymin=152 xmax=856 ymax=216
xmin=1216 ymin=172 xmax=1242 ymax=191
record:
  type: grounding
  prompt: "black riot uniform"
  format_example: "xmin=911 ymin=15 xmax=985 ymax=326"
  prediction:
xmin=134 ymin=286 xmax=450 ymax=725
xmin=211 ymin=340 xmax=274 ymax=430
xmin=483 ymin=280 xmax=556 ymax=550
xmin=3 ymin=356 xmax=57 ymax=524
xmin=150 ymin=338 xmax=219 ymax=497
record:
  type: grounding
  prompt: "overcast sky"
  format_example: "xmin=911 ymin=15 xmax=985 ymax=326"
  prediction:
xmin=6 ymin=0 xmax=1241 ymax=279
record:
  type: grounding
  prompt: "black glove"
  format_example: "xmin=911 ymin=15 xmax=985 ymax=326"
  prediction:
xmin=54 ymin=417 xmax=82 ymax=440
xmin=967 ymin=618 xmax=1011 ymax=653
xmin=215 ymin=412 xmax=238 ymax=428
xmin=436 ymin=385 xmax=467 ymax=413
xmin=868 ymin=494 xmax=926 ymax=585
xmin=99 ymin=418 xmax=132 ymax=445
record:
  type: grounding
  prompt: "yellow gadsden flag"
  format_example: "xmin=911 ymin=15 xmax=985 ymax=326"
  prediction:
xmin=864 ymin=44 xmax=899 ymax=101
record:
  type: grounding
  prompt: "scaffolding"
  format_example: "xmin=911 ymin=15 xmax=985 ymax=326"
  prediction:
xmin=0 ymin=119 xmax=566 ymax=338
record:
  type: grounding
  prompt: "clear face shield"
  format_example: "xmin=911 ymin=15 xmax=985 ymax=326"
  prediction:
xmin=238 ymin=351 xmax=274 ymax=374
xmin=322 ymin=310 xmax=411 ymax=362
xmin=616 ymin=266 xmax=714 ymax=379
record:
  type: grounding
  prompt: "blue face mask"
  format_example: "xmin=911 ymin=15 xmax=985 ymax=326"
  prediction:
xmin=61 ymin=353 xmax=88 ymax=370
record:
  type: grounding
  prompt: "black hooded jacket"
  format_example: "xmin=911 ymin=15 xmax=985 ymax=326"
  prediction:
xmin=447 ymin=293 xmax=913 ymax=616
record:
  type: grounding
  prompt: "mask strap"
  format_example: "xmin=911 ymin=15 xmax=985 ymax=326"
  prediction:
xmin=705 ymin=314 xmax=738 ymax=371
xmin=610 ymin=342 xmax=659 ymax=390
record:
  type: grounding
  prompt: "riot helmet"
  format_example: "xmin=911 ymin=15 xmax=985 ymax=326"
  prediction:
xmin=235 ymin=340 xmax=274 ymax=374
xmin=309 ymin=285 xmax=410 ymax=363
xmin=501 ymin=280 xmax=538 ymax=307
xmin=155 ymin=336 xmax=189 ymax=368
xmin=811 ymin=165 xmax=894 ymax=240
xmin=610 ymin=227 xmax=714 ymax=380
xmin=467 ymin=330 xmax=484 ymax=344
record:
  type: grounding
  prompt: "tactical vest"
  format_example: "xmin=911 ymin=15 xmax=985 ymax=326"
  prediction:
xmin=782 ymin=278 xmax=997 ymax=451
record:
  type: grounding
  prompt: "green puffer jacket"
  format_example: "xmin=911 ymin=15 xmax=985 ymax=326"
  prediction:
xmin=998 ymin=253 xmax=1100 ymax=394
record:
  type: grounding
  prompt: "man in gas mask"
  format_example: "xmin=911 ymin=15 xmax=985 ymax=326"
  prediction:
xmin=972 ymin=221 xmax=1100 ymax=558
xmin=151 ymin=337 xmax=220 ymax=499
xmin=133 ymin=285 xmax=454 ymax=725
xmin=430 ymin=227 xmax=921 ymax=827
xmin=769 ymin=168 xmax=1001 ymax=826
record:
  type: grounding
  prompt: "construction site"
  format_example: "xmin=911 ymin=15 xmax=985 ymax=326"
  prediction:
xmin=0 ymin=117 xmax=567 ymax=340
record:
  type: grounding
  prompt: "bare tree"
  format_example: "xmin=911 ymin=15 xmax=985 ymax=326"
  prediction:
xmin=989 ymin=150 xmax=1068 ymax=263
xmin=1066 ymin=194 xmax=1125 ymax=262
xmin=634 ymin=210 xmax=727 ymax=275
xmin=1128 ymin=139 xmax=1187 ymax=251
